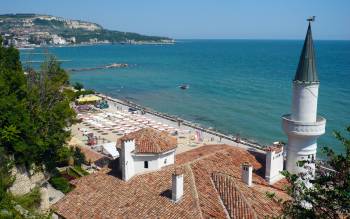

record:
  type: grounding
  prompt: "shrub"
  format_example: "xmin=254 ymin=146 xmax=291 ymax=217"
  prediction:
xmin=72 ymin=165 xmax=89 ymax=176
xmin=73 ymin=147 xmax=86 ymax=166
xmin=49 ymin=176 xmax=71 ymax=194
xmin=12 ymin=187 xmax=42 ymax=210
xmin=73 ymin=82 xmax=84 ymax=91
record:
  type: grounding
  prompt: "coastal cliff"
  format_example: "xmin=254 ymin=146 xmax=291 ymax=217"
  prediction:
xmin=0 ymin=13 xmax=174 ymax=47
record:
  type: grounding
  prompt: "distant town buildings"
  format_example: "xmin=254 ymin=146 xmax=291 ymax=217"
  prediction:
xmin=0 ymin=14 xmax=175 ymax=48
xmin=52 ymin=34 xmax=66 ymax=45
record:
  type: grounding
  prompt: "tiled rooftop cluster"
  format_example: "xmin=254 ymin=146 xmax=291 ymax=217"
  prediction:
xmin=53 ymin=144 xmax=288 ymax=218
xmin=54 ymin=166 xmax=201 ymax=218
xmin=117 ymin=128 xmax=177 ymax=153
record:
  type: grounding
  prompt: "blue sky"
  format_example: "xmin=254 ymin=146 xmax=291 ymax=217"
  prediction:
xmin=1 ymin=0 xmax=349 ymax=40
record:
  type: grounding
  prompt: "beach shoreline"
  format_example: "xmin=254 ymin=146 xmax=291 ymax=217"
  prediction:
xmin=69 ymin=91 xmax=268 ymax=165
xmin=94 ymin=92 xmax=266 ymax=151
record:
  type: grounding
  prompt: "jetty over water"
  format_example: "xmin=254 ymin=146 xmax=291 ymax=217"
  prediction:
xmin=67 ymin=63 xmax=128 ymax=72
xmin=22 ymin=59 xmax=72 ymax=63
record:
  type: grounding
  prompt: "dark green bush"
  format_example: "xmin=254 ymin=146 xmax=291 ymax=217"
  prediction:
xmin=73 ymin=147 xmax=86 ymax=166
xmin=49 ymin=176 xmax=71 ymax=194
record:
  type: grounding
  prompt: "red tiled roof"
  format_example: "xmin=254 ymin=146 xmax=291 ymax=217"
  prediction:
xmin=53 ymin=144 xmax=288 ymax=219
xmin=265 ymin=145 xmax=283 ymax=153
xmin=53 ymin=166 xmax=201 ymax=219
xmin=117 ymin=128 xmax=177 ymax=154
xmin=74 ymin=145 xmax=105 ymax=163
xmin=212 ymin=172 xmax=256 ymax=219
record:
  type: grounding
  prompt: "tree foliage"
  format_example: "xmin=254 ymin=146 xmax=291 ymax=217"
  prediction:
xmin=73 ymin=82 xmax=84 ymax=91
xmin=0 ymin=40 xmax=75 ymax=170
xmin=73 ymin=147 xmax=85 ymax=166
xmin=0 ymin=36 xmax=75 ymax=217
xmin=282 ymin=126 xmax=350 ymax=218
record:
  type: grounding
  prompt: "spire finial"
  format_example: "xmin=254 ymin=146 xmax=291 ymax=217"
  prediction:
xmin=293 ymin=16 xmax=319 ymax=83
xmin=307 ymin=16 xmax=316 ymax=23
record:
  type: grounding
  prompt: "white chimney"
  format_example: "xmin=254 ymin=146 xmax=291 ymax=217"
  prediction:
xmin=241 ymin=162 xmax=253 ymax=187
xmin=265 ymin=144 xmax=284 ymax=184
xmin=121 ymin=139 xmax=135 ymax=181
xmin=172 ymin=171 xmax=184 ymax=202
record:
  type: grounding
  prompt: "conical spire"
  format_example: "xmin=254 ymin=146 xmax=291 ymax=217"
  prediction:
xmin=294 ymin=21 xmax=319 ymax=83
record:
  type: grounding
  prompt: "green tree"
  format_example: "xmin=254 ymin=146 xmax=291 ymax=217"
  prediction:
xmin=73 ymin=147 xmax=85 ymax=166
xmin=282 ymin=126 xmax=350 ymax=218
xmin=0 ymin=36 xmax=73 ymax=218
xmin=0 ymin=38 xmax=76 ymax=170
xmin=73 ymin=82 xmax=84 ymax=91
xmin=55 ymin=147 xmax=73 ymax=167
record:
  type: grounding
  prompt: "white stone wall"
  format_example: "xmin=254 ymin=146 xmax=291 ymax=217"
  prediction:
xmin=134 ymin=155 xmax=159 ymax=173
xmin=265 ymin=149 xmax=284 ymax=184
xmin=172 ymin=174 xmax=184 ymax=202
xmin=286 ymin=135 xmax=317 ymax=175
xmin=284 ymin=81 xmax=326 ymax=175
xmin=291 ymin=83 xmax=319 ymax=122
xmin=121 ymin=140 xmax=135 ymax=181
xmin=133 ymin=150 xmax=175 ymax=174
xmin=241 ymin=164 xmax=253 ymax=187
xmin=157 ymin=150 xmax=175 ymax=169
xmin=9 ymin=166 xmax=45 ymax=196
xmin=120 ymin=139 xmax=176 ymax=180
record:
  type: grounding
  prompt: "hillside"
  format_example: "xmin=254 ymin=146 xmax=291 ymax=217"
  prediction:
xmin=0 ymin=13 xmax=174 ymax=47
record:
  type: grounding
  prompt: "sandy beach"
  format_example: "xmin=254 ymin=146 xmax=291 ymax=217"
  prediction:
xmin=70 ymin=93 xmax=266 ymax=161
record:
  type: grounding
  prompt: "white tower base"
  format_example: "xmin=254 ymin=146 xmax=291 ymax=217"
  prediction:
xmin=282 ymin=114 xmax=326 ymax=174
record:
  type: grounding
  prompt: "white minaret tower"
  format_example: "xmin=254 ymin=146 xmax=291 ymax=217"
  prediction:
xmin=282 ymin=17 xmax=326 ymax=175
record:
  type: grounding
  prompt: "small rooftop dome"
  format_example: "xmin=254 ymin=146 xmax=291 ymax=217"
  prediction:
xmin=117 ymin=128 xmax=177 ymax=154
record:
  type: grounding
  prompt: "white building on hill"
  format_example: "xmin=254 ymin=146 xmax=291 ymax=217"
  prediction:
xmin=116 ymin=128 xmax=177 ymax=181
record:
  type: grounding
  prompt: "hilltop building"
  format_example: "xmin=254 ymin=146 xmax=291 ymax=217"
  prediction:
xmin=52 ymin=34 xmax=66 ymax=45
xmin=282 ymin=20 xmax=326 ymax=175
xmin=116 ymin=128 xmax=177 ymax=181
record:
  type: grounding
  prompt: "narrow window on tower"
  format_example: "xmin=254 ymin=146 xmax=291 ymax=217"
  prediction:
xmin=144 ymin=161 xmax=149 ymax=169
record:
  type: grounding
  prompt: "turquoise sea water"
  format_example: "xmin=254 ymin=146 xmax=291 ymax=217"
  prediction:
xmin=21 ymin=40 xmax=350 ymax=153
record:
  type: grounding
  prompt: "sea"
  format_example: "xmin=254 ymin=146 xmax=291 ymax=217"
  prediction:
xmin=20 ymin=40 xmax=350 ymax=154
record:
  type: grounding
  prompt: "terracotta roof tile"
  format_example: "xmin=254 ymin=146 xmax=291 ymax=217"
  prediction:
xmin=188 ymin=145 xmax=288 ymax=219
xmin=74 ymin=145 xmax=106 ymax=163
xmin=212 ymin=172 xmax=256 ymax=219
xmin=265 ymin=145 xmax=283 ymax=153
xmin=53 ymin=144 xmax=288 ymax=218
xmin=117 ymin=128 xmax=177 ymax=154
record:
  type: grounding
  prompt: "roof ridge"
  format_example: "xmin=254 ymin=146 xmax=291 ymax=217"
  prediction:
xmin=209 ymin=173 xmax=231 ymax=219
xmin=185 ymin=164 xmax=203 ymax=219
xmin=182 ymin=147 xmax=232 ymax=165
xmin=212 ymin=172 xmax=259 ymax=219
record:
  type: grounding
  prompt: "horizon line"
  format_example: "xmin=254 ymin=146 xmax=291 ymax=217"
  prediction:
xmin=174 ymin=38 xmax=350 ymax=41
